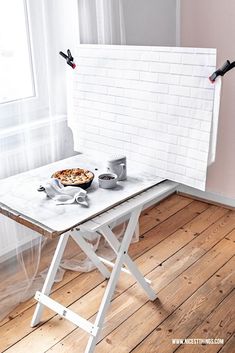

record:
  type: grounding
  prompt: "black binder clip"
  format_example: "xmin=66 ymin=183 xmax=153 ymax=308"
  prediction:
xmin=59 ymin=49 xmax=76 ymax=69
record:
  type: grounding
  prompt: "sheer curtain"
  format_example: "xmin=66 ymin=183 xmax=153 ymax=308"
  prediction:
xmin=0 ymin=0 xmax=77 ymax=179
xmin=78 ymin=0 xmax=126 ymax=44
xmin=0 ymin=0 xmax=126 ymax=322
xmin=0 ymin=0 xmax=78 ymax=321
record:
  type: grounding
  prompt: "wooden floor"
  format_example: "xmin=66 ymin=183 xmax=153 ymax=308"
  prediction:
xmin=0 ymin=194 xmax=235 ymax=353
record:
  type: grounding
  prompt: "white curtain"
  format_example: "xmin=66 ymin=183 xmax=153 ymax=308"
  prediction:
xmin=0 ymin=0 xmax=78 ymax=321
xmin=0 ymin=0 xmax=77 ymax=179
xmin=78 ymin=0 xmax=126 ymax=44
xmin=0 ymin=0 xmax=126 ymax=322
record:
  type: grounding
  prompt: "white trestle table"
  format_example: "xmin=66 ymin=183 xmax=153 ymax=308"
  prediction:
xmin=0 ymin=154 xmax=178 ymax=353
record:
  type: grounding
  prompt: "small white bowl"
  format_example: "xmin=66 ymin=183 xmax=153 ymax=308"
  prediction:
xmin=98 ymin=173 xmax=118 ymax=189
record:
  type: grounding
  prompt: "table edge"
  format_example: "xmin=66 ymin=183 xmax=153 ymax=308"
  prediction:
xmin=0 ymin=180 xmax=168 ymax=238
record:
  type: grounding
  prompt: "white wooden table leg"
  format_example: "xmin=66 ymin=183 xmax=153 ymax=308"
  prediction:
xmin=71 ymin=231 xmax=110 ymax=279
xmin=31 ymin=232 xmax=70 ymax=327
xmin=123 ymin=256 xmax=157 ymax=300
xmin=84 ymin=207 xmax=142 ymax=353
xmin=100 ymin=225 xmax=157 ymax=301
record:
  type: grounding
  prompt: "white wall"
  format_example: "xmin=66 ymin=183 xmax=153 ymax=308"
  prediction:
xmin=181 ymin=0 xmax=235 ymax=199
xmin=122 ymin=0 xmax=235 ymax=201
xmin=122 ymin=0 xmax=177 ymax=46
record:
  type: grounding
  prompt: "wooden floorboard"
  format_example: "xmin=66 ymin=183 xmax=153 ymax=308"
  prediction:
xmin=1 ymin=195 xmax=235 ymax=353
xmin=174 ymin=289 xmax=235 ymax=353
xmin=217 ymin=334 xmax=235 ymax=353
xmin=132 ymin=259 xmax=235 ymax=353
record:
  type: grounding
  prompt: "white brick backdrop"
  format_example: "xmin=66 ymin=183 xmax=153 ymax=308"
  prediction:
xmin=68 ymin=45 xmax=219 ymax=190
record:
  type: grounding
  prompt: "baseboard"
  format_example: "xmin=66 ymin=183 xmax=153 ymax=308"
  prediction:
xmin=177 ymin=185 xmax=235 ymax=210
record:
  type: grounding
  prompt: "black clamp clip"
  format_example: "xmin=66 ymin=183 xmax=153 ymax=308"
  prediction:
xmin=209 ymin=60 xmax=235 ymax=83
xmin=59 ymin=49 xmax=76 ymax=69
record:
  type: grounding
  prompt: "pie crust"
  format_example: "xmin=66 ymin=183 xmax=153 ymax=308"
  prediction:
xmin=52 ymin=168 xmax=94 ymax=186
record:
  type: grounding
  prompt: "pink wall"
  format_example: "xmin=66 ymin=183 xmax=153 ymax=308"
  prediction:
xmin=181 ymin=0 xmax=235 ymax=198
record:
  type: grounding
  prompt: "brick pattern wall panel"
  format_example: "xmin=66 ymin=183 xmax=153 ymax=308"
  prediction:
xmin=68 ymin=44 xmax=219 ymax=190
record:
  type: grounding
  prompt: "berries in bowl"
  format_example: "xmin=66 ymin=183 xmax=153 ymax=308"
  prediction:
xmin=98 ymin=173 xmax=118 ymax=189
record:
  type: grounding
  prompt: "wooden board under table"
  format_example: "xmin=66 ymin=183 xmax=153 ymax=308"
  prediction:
xmin=0 ymin=154 xmax=173 ymax=238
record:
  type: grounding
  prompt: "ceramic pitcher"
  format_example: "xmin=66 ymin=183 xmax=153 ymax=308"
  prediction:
xmin=107 ymin=155 xmax=127 ymax=181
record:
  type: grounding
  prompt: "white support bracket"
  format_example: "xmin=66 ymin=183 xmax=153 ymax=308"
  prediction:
xmin=35 ymin=291 xmax=99 ymax=337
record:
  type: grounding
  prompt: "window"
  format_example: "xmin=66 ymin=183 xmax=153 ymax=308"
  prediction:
xmin=0 ymin=0 xmax=79 ymax=130
xmin=0 ymin=0 xmax=49 ymax=127
xmin=0 ymin=0 xmax=35 ymax=104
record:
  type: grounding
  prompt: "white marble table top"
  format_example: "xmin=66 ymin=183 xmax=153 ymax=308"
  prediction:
xmin=0 ymin=154 xmax=164 ymax=237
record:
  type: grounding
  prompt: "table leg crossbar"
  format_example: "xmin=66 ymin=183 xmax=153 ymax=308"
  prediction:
xmin=97 ymin=255 xmax=151 ymax=284
xmin=34 ymin=291 xmax=98 ymax=336
xmin=31 ymin=206 xmax=157 ymax=353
